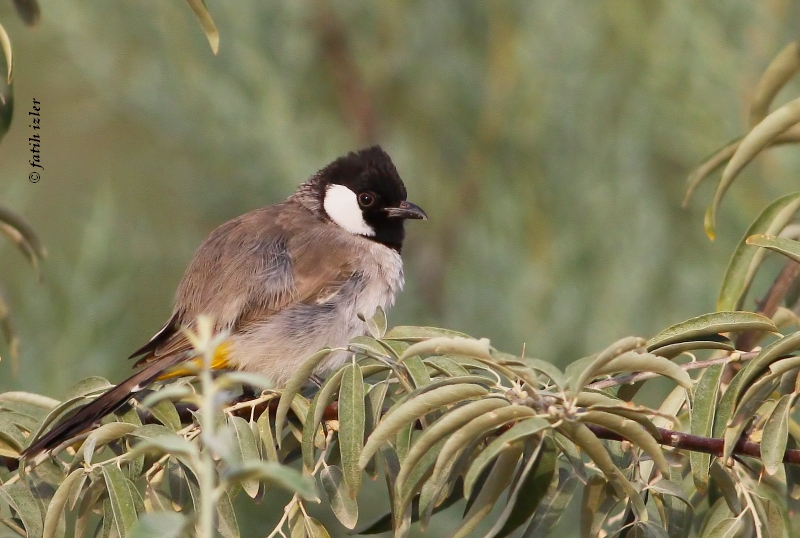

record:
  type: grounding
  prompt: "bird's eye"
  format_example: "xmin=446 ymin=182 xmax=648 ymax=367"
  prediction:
xmin=358 ymin=192 xmax=376 ymax=208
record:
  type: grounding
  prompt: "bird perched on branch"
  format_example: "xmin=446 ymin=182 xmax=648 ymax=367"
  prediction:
xmin=22 ymin=146 xmax=426 ymax=458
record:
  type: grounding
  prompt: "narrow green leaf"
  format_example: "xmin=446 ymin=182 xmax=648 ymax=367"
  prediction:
xmin=102 ymin=464 xmax=139 ymax=537
xmin=383 ymin=326 xmax=472 ymax=341
xmin=746 ymin=234 xmax=800 ymax=264
xmin=749 ymin=42 xmax=800 ymax=127
xmin=216 ymin=489 xmax=241 ymax=538
xmin=717 ymin=192 xmax=800 ymax=311
xmin=396 ymin=397 xmax=508 ymax=493
xmin=0 ymin=391 xmax=59 ymax=409
xmin=275 ymin=348 xmax=331 ymax=443
xmin=349 ymin=335 xmax=393 ymax=360
xmin=184 ymin=0 xmax=220 ymax=54
xmin=139 ymin=384 xmax=193 ymax=410
xmin=320 ymin=465 xmax=358 ymax=529
xmin=130 ymin=433 xmax=198 ymax=461
xmin=0 ymin=414 xmax=25 ymax=452
xmin=762 ymin=393 xmax=794 ymax=475
xmin=301 ymin=394 xmax=326 ymax=472
xmin=452 ymin=445 xmax=524 ymax=538
xmin=403 ymin=355 xmax=431 ymax=387
xmin=709 ymin=97 xmax=800 ymax=236
xmin=734 ymin=331 xmax=800 ymax=404
xmin=464 ymin=418 xmax=550 ymax=498
xmin=430 ymin=404 xmax=537 ymax=487
xmin=724 ymin=375 xmax=779 ymax=461
xmin=572 ymin=337 xmax=646 ymax=394
xmin=363 ymin=379 xmax=390 ymax=478
xmin=754 ymin=480 xmax=790 ymax=538
xmin=257 ymin=402 xmax=278 ymax=463
xmin=591 ymin=351 xmax=693 ymax=389
xmin=339 ymin=363 xmax=365 ymax=497
xmin=311 ymin=367 xmax=346 ymax=429
xmin=0 ymin=483 xmax=43 ymax=537
xmin=399 ymin=336 xmax=493 ymax=362
xmin=425 ymin=356 xmax=471 ymax=377
xmin=519 ymin=469 xmax=579 ymax=538
xmin=491 ymin=437 xmax=557 ymax=538
xmin=557 ymin=420 xmax=619 ymax=479
xmin=702 ymin=517 xmax=743 ymax=538
xmin=647 ymin=312 xmax=777 ymax=351
xmin=580 ymin=474 xmax=615 ymax=538
xmin=651 ymin=336 xmax=734 ymax=359
xmin=709 ymin=461 xmax=742 ymax=515
xmin=690 ymin=364 xmax=724 ymax=493
xmin=522 ymin=358 xmax=567 ymax=389
xmin=304 ymin=516 xmax=330 ymax=538
xmin=0 ymin=21 xmax=11 ymax=83
xmin=713 ymin=371 xmax=746 ymax=442
xmin=81 ymin=422 xmax=138 ymax=465
xmin=229 ymin=416 xmax=261 ymax=497
xmin=578 ymin=410 xmax=669 ymax=475
xmin=222 ymin=461 xmax=318 ymax=501
xmin=359 ymin=383 xmax=490 ymax=468
xmin=147 ymin=398 xmax=182 ymax=431
xmin=216 ymin=371 xmax=273 ymax=391
xmin=364 ymin=306 xmax=387 ymax=339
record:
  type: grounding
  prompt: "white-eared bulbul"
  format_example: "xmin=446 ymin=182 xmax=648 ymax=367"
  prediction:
xmin=22 ymin=146 xmax=426 ymax=457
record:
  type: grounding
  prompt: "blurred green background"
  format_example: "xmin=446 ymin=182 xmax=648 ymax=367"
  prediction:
xmin=1 ymin=1 xmax=800 ymax=534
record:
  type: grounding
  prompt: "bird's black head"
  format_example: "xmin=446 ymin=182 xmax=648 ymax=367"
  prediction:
xmin=314 ymin=146 xmax=426 ymax=251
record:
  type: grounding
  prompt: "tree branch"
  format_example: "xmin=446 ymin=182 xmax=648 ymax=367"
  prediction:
xmin=586 ymin=423 xmax=800 ymax=464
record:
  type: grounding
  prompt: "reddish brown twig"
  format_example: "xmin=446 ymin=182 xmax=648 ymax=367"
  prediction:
xmin=586 ymin=423 xmax=800 ymax=464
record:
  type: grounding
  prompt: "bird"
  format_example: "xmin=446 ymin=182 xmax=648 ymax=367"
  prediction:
xmin=22 ymin=146 xmax=426 ymax=458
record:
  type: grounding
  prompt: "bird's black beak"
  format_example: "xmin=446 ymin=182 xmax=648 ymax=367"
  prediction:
xmin=384 ymin=200 xmax=427 ymax=220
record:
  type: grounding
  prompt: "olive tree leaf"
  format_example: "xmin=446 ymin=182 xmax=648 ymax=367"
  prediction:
xmin=762 ymin=393 xmax=794 ymax=475
xmin=707 ymin=97 xmax=800 ymax=238
xmin=717 ymin=192 xmax=800 ymax=311
xmin=490 ymin=437 xmax=558 ymax=538
xmin=647 ymin=311 xmax=777 ymax=351
xmin=463 ymin=417 xmax=550 ymax=498
xmin=749 ymin=42 xmax=800 ymax=127
xmin=0 ymin=482 xmax=43 ymax=537
xmin=451 ymin=445 xmax=524 ymax=538
xmin=276 ymin=347 xmax=331 ymax=442
xmin=746 ymin=234 xmax=800 ymax=264
xmin=395 ymin=397 xmax=509 ymax=494
xmin=184 ymin=0 xmax=220 ymax=54
xmin=320 ymin=465 xmax=358 ymax=529
xmin=571 ymin=337 xmax=646 ymax=394
xmin=339 ymin=363 xmax=365 ymax=497
xmin=222 ymin=461 xmax=318 ymax=501
xmin=399 ymin=336 xmax=493 ymax=362
xmin=229 ymin=416 xmax=261 ymax=497
xmin=690 ymin=363 xmax=724 ymax=494
xmin=0 ymin=206 xmax=47 ymax=277
xmin=359 ymin=383 xmax=490 ymax=469
xmin=102 ymin=464 xmax=139 ymax=537
xmin=42 ymin=469 xmax=87 ymax=538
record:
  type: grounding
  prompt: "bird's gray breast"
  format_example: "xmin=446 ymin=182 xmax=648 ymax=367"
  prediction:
xmin=228 ymin=240 xmax=404 ymax=385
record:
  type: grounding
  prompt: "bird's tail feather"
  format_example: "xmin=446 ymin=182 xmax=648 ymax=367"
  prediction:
xmin=21 ymin=354 xmax=185 ymax=459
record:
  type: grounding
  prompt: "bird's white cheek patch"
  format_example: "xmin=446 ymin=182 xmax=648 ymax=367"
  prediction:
xmin=323 ymin=184 xmax=375 ymax=236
